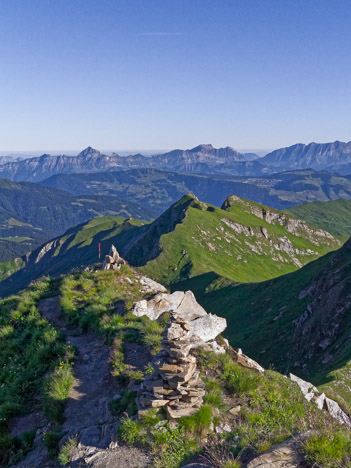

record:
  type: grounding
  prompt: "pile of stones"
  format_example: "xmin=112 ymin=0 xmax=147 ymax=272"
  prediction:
xmin=102 ymin=245 xmax=126 ymax=271
xmin=138 ymin=312 xmax=205 ymax=418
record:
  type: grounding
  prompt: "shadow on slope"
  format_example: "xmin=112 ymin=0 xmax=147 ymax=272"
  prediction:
xmin=171 ymin=239 xmax=351 ymax=409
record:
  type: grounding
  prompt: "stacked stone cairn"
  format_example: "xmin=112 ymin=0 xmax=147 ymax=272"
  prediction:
xmin=102 ymin=244 xmax=126 ymax=271
xmin=138 ymin=312 xmax=205 ymax=419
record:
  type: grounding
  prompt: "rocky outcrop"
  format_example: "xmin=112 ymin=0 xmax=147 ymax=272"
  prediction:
xmin=289 ymin=373 xmax=351 ymax=427
xmin=132 ymin=290 xmax=227 ymax=350
xmin=138 ymin=313 xmax=205 ymax=419
xmin=138 ymin=276 xmax=167 ymax=294
xmin=233 ymin=348 xmax=265 ymax=374
xmin=102 ymin=245 xmax=126 ymax=271
xmin=132 ymin=290 xmax=207 ymax=322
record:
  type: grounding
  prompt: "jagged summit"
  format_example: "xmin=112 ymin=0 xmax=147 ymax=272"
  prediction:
xmin=189 ymin=143 xmax=214 ymax=152
xmin=77 ymin=146 xmax=101 ymax=157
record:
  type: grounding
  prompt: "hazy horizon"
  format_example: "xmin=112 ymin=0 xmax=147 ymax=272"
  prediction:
xmin=0 ymin=147 xmax=270 ymax=158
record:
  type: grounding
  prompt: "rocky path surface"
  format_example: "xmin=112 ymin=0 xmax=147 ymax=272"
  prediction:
xmin=12 ymin=296 xmax=150 ymax=468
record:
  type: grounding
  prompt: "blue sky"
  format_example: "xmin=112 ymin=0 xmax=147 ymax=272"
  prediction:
xmin=0 ymin=0 xmax=350 ymax=153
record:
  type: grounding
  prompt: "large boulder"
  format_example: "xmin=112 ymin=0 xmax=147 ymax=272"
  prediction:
xmin=189 ymin=314 xmax=227 ymax=343
xmin=132 ymin=291 xmax=207 ymax=322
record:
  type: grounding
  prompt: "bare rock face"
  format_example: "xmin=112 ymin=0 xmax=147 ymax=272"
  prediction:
xmin=132 ymin=290 xmax=207 ymax=322
xmin=289 ymin=373 xmax=318 ymax=399
xmin=102 ymin=245 xmax=126 ymax=271
xmin=138 ymin=313 xmax=205 ymax=419
xmin=246 ymin=432 xmax=311 ymax=467
xmin=323 ymin=396 xmax=351 ymax=427
xmin=289 ymin=373 xmax=351 ymax=427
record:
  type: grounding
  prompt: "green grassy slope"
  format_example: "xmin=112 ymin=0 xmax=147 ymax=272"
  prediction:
xmin=179 ymin=238 xmax=351 ymax=411
xmin=0 ymin=194 xmax=342 ymax=297
xmin=125 ymin=194 xmax=341 ymax=285
xmin=0 ymin=216 xmax=146 ymax=298
xmin=0 ymin=179 xmax=155 ymax=261
xmin=1 ymin=267 xmax=350 ymax=467
xmin=286 ymin=198 xmax=351 ymax=236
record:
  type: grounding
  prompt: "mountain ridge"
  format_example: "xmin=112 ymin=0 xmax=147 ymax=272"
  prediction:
xmin=0 ymin=193 xmax=341 ymax=297
xmin=0 ymin=145 xmax=269 ymax=182
xmin=262 ymin=140 xmax=351 ymax=173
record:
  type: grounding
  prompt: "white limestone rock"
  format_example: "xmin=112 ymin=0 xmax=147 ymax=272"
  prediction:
xmin=323 ymin=397 xmax=351 ymax=427
xmin=207 ymin=340 xmax=226 ymax=354
xmin=289 ymin=373 xmax=318 ymax=397
xmin=234 ymin=348 xmax=265 ymax=374
xmin=314 ymin=392 xmax=326 ymax=410
xmin=132 ymin=290 xmax=207 ymax=322
xmin=189 ymin=314 xmax=227 ymax=342
xmin=139 ymin=276 xmax=167 ymax=294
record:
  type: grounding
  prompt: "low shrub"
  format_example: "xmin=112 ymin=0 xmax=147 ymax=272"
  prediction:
xmin=43 ymin=430 xmax=62 ymax=458
xmin=43 ymin=363 xmax=74 ymax=424
xmin=179 ymin=405 xmax=213 ymax=437
xmin=152 ymin=426 xmax=197 ymax=468
xmin=58 ymin=437 xmax=77 ymax=466
xmin=118 ymin=417 xmax=143 ymax=444
xmin=222 ymin=362 xmax=261 ymax=395
xmin=303 ymin=430 xmax=351 ymax=467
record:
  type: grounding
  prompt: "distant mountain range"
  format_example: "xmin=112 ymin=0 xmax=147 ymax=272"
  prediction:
xmin=1 ymin=141 xmax=351 ymax=182
xmin=262 ymin=141 xmax=351 ymax=174
xmin=0 ymin=145 xmax=269 ymax=182
xmin=2 ymin=166 xmax=351 ymax=264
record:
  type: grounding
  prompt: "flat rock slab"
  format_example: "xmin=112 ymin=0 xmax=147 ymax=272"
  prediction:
xmin=84 ymin=445 xmax=150 ymax=468
xmin=246 ymin=432 xmax=310 ymax=467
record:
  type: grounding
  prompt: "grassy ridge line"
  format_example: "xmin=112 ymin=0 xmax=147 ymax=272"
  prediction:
xmin=286 ymin=198 xmax=351 ymax=236
xmin=0 ymin=178 xmax=156 ymax=261
xmin=0 ymin=217 xmax=147 ymax=298
xmin=1 ymin=266 xmax=351 ymax=466
xmin=134 ymin=194 xmax=341 ymax=285
xmin=0 ymin=193 xmax=342 ymax=297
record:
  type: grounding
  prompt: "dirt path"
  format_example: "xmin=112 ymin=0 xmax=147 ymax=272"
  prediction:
xmin=12 ymin=296 xmax=150 ymax=468
xmin=39 ymin=297 xmax=116 ymax=435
